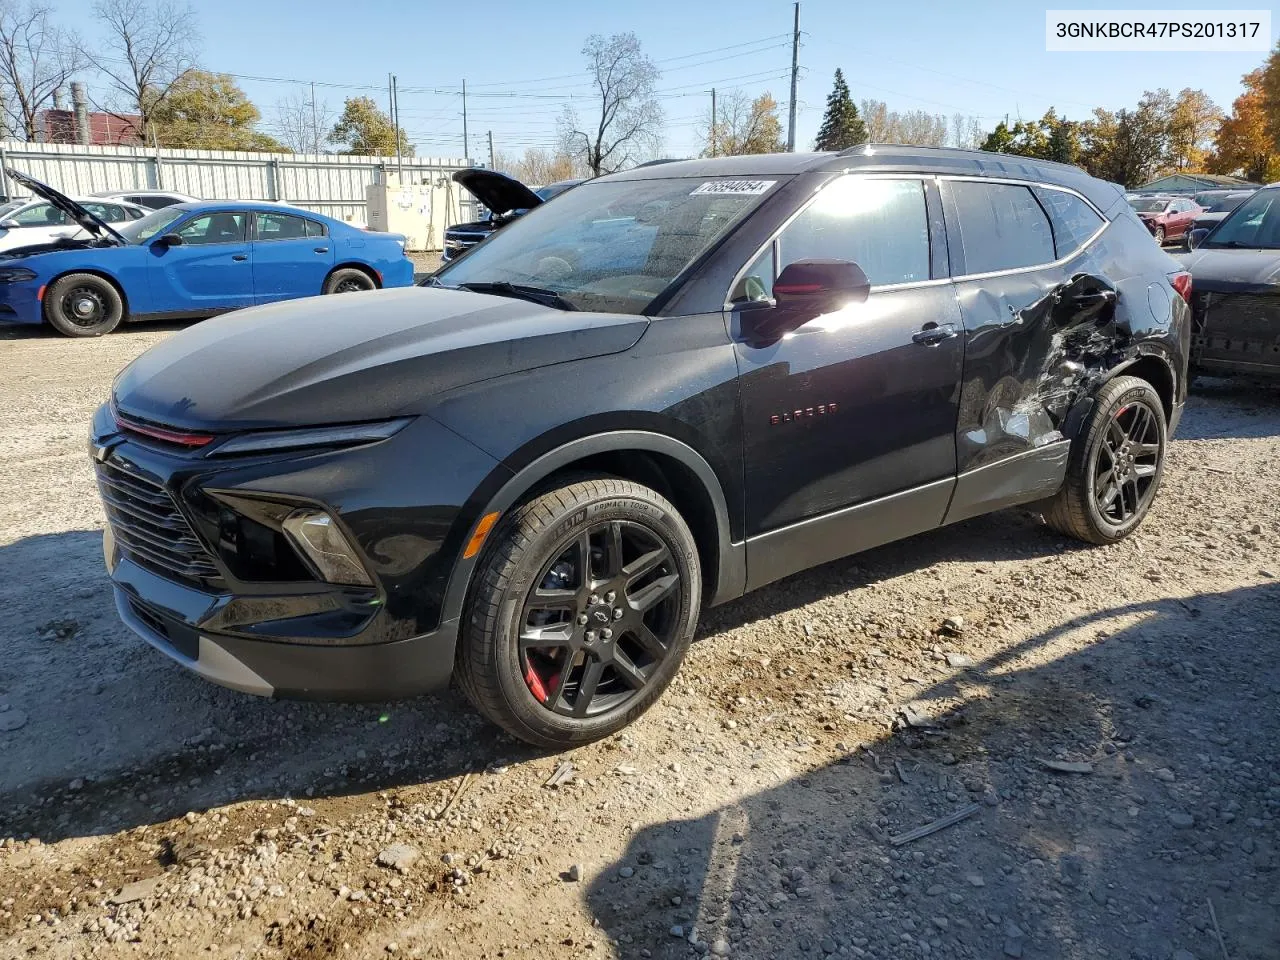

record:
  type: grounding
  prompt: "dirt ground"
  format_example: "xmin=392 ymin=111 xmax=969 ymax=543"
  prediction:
xmin=1 ymin=318 xmax=1278 ymax=960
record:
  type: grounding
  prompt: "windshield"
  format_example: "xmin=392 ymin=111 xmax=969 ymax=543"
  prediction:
xmin=1203 ymin=190 xmax=1280 ymax=249
xmin=1206 ymin=194 xmax=1250 ymax=213
xmin=116 ymin=206 xmax=185 ymax=244
xmin=435 ymin=176 xmax=777 ymax=314
xmin=1128 ymin=198 xmax=1169 ymax=213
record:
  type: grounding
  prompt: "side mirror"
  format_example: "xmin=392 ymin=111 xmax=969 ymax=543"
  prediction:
xmin=0 ymin=219 xmax=19 ymax=229
xmin=1186 ymin=228 xmax=1209 ymax=251
xmin=158 ymin=232 xmax=185 ymax=247
xmin=742 ymin=259 xmax=871 ymax=344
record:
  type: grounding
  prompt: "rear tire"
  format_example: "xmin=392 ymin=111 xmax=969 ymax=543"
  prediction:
xmin=457 ymin=476 xmax=701 ymax=749
xmin=323 ymin=267 xmax=375 ymax=294
xmin=1040 ymin=375 xmax=1167 ymax=545
xmin=44 ymin=273 xmax=124 ymax=337
xmin=1153 ymin=225 xmax=1166 ymax=245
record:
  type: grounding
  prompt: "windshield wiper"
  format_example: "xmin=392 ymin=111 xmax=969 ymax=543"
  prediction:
xmin=456 ymin=281 xmax=578 ymax=311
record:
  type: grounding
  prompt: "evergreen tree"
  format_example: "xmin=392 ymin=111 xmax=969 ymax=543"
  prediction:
xmin=814 ymin=69 xmax=867 ymax=150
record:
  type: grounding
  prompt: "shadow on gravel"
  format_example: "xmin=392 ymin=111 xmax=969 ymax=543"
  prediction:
xmin=590 ymin=582 xmax=1280 ymax=960
xmin=0 ymin=319 xmax=199 ymax=341
xmin=0 ymin=507 xmax=1096 ymax=840
xmin=1179 ymin=376 xmax=1280 ymax=440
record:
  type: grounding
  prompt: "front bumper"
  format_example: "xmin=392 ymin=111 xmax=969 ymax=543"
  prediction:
xmin=0 ymin=282 xmax=45 ymax=324
xmin=107 ymin=531 xmax=459 ymax=699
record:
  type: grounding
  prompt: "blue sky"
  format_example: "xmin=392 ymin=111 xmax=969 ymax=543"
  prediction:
xmin=57 ymin=0 xmax=1274 ymax=162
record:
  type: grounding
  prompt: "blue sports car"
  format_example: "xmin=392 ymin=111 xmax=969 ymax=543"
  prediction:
xmin=0 ymin=169 xmax=414 ymax=337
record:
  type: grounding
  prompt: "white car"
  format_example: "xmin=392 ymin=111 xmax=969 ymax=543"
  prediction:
xmin=0 ymin=195 xmax=147 ymax=253
xmin=90 ymin=188 xmax=200 ymax=210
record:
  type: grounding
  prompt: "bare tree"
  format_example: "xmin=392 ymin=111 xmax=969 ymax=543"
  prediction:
xmin=860 ymin=99 xmax=890 ymax=141
xmin=859 ymin=99 xmax=947 ymax=146
xmin=510 ymin=147 xmax=578 ymax=184
xmin=558 ymin=32 xmax=662 ymax=176
xmin=82 ymin=0 xmax=198 ymax=141
xmin=0 ymin=1 xmax=84 ymax=140
xmin=273 ymin=88 xmax=334 ymax=154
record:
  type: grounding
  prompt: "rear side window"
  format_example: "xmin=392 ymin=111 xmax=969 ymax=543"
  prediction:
xmin=305 ymin=219 xmax=327 ymax=238
xmin=777 ymin=177 xmax=930 ymax=286
xmin=947 ymin=181 xmax=1055 ymax=274
xmin=1032 ymin=187 xmax=1105 ymax=258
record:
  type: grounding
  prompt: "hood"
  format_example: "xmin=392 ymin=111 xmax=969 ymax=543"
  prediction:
xmin=112 ymin=287 xmax=648 ymax=430
xmin=0 ymin=236 xmax=102 ymax=260
xmin=452 ymin=169 xmax=543 ymax=216
xmin=1175 ymin=248 xmax=1280 ymax=292
xmin=4 ymin=168 xmax=125 ymax=246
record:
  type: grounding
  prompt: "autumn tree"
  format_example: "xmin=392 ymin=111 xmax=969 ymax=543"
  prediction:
xmin=704 ymin=90 xmax=784 ymax=156
xmin=1166 ymin=88 xmax=1222 ymax=171
xmin=149 ymin=69 xmax=284 ymax=151
xmin=980 ymin=110 xmax=1081 ymax=164
xmin=814 ymin=69 xmax=866 ymax=150
xmin=559 ymin=33 xmax=662 ymax=176
xmin=328 ymin=96 xmax=412 ymax=156
xmin=1209 ymin=48 xmax=1280 ymax=182
xmin=0 ymin=0 xmax=84 ymax=140
xmin=83 ymin=0 xmax=198 ymax=141
xmin=511 ymin=147 xmax=579 ymax=184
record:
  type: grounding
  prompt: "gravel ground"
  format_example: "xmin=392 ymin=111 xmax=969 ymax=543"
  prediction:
xmin=1 ymin=320 xmax=1278 ymax=960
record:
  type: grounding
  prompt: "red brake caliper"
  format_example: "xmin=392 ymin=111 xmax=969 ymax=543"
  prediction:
xmin=524 ymin=664 xmax=550 ymax=702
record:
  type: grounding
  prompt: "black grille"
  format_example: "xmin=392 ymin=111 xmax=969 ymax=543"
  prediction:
xmin=1198 ymin=292 xmax=1280 ymax=339
xmin=96 ymin=459 xmax=221 ymax=584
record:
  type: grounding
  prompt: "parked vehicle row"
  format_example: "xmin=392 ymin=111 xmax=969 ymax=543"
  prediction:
xmin=89 ymin=146 xmax=1192 ymax=748
xmin=0 ymin=170 xmax=413 ymax=336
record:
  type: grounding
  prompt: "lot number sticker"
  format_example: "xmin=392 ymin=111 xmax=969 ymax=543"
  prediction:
xmin=690 ymin=180 xmax=776 ymax=196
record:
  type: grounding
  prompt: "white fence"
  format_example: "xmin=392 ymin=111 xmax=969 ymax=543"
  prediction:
xmin=0 ymin=141 xmax=478 ymax=226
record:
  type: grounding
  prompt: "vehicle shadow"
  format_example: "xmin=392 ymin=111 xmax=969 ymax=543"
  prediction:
xmin=0 ymin=318 xmax=200 ymax=341
xmin=1180 ymin=375 xmax=1280 ymax=440
xmin=588 ymin=581 xmax=1280 ymax=959
xmin=0 ymin=507 xmax=1092 ymax=845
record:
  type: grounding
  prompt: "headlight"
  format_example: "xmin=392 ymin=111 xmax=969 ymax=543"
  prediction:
xmin=281 ymin=509 xmax=373 ymax=586
xmin=0 ymin=267 xmax=37 ymax=283
xmin=209 ymin=418 xmax=412 ymax=457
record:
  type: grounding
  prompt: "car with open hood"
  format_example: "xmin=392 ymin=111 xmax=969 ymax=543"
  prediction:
xmin=1176 ymin=184 xmax=1280 ymax=378
xmin=441 ymin=169 xmax=583 ymax=261
xmin=91 ymin=146 xmax=1189 ymax=749
xmin=0 ymin=191 xmax=145 ymax=254
xmin=0 ymin=169 xmax=413 ymax=336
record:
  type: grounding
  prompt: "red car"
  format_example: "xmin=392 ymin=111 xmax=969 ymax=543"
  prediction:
xmin=1127 ymin=195 xmax=1202 ymax=245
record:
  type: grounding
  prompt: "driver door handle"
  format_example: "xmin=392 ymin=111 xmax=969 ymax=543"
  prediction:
xmin=232 ymin=254 xmax=248 ymax=261
xmin=912 ymin=322 xmax=958 ymax=345
xmin=313 ymin=246 xmax=329 ymax=253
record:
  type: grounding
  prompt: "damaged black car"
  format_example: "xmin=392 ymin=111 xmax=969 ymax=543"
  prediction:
xmin=93 ymin=146 xmax=1190 ymax=749
xmin=1178 ymin=183 xmax=1280 ymax=378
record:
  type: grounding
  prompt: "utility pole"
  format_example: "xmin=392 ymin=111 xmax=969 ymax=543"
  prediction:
xmin=787 ymin=1 xmax=800 ymax=152
xmin=461 ymin=79 xmax=469 ymax=162
xmin=710 ymin=88 xmax=717 ymax=157
xmin=487 ymin=130 xmax=494 ymax=169
xmin=310 ymin=81 xmax=319 ymax=153
xmin=392 ymin=74 xmax=403 ymax=177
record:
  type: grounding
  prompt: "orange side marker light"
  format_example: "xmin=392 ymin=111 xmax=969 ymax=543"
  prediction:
xmin=463 ymin=511 xmax=500 ymax=559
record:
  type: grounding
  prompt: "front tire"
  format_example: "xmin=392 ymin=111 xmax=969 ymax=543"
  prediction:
xmin=323 ymin=268 xmax=375 ymax=294
xmin=44 ymin=273 xmax=124 ymax=337
xmin=1040 ymin=375 xmax=1167 ymax=545
xmin=457 ymin=477 xmax=702 ymax=749
xmin=1153 ymin=225 xmax=1166 ymax=245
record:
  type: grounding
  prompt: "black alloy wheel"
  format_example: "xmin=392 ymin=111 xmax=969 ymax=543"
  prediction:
xmin=457 ymin=477 xmax=701 ymax=749
xmin=1040 ymin=375 xmax=1168 ymax=544
xmin=519 ymin=520 xmax=681 ymax=718
xmin=1093 ymin=399 xmax=1161 ymax=524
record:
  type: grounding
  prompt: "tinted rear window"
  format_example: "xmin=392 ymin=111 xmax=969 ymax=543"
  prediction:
xmin=1032 ymin=187 xmax=1105 ymax=257
xmin=948 ymin=181 xmax=1055 ymax=274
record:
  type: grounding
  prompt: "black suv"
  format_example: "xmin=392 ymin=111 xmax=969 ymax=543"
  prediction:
xmin=93 ymin=146 xmax=1191 ymax=749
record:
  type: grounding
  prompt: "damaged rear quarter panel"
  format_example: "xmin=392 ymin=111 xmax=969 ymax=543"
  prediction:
xmin=951 ymin=204 xmax=1185 ymax=475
